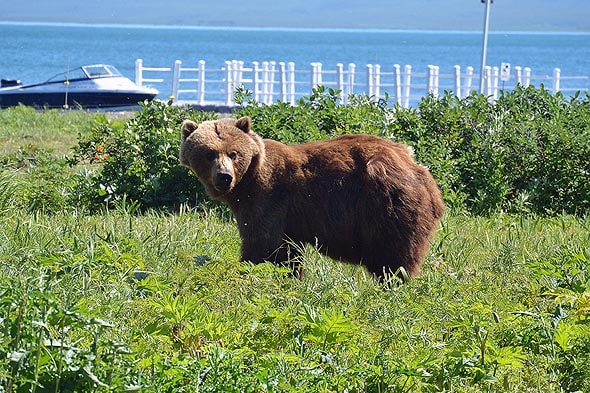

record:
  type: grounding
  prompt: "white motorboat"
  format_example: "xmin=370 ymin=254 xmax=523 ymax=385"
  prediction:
xmin=0 ymin=64 xmax=159 ymax=109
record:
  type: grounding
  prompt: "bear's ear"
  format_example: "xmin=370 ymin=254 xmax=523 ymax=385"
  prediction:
xmin=235 ymin=116 xmax=252 ymax=133
xmin=181 ymin=120 xmax=198 ymax=140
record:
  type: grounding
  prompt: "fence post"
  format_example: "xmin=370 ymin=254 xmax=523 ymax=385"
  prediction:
xmin=347 ymin=63 xmax=356 ymax=97
xmin=552 ymin=68 xmax=561 ymax=93
xmin=492 ymin=66 xmax=499 ymax=100
xmin=268 ymin=61 xmax=276 ymax=104
xmin=230 ymin=60 xmax=241 ymax=91
xmin=288 ymin=62 xmax=295 ymax=105
xmin=427 ymin=65 xmax=433 ymax=95
xmin=484 ymin=65 xmax=492 ymax=96
xmin=454 ymin=65 xmax=461 ymax=99
xmin=231 ymin=60 xmax=238 ymax=91
xmin=252 ymin=61 xmax=260 ymax=102
xmin=198 ymin=60 xmax=206 ymax=105
xmin=316 ymin=62 xmax=323 ymax=88
xmin=336 ymin=63 xmax=345 ymax=103
xmin=523 ymin=67 xmax=531 ymax=87
xmin=261 ymin=61 xmax=270 ymax=104
xmin=374 ymin=64 xmax=381 ymax=99
xmin=135 ymin=59 xmax=143 ymax=86
xmin=514 ymin=66 xmax=522 ymax=86
xmin=279 ymin=62 xmax=287 ymax=102
xmin=366 ymin=64 xmax=374 ymax=96
xmin=403 ymin=65 xmax=412 ymax=108
xmin=393 ymin=64 xmax=402 ymax=105
xmin=427 ymin=65 xmax=439 ymax=97
xmin=225 ymin=60 xmax=233 ymax=106
xmin=237 ymin=60 xmax=245 ymax=85
xmin=464 ymin=66 xmax=474 ymax=98
xmin=172 ymin=60 xmax=181 ymax=99
xmin=434 ymin=66 xmax=440 ymax=97
xmin=311 ymin=62 xmax=323 ymax=91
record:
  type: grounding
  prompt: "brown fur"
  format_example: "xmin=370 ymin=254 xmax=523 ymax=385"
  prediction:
xmin=180 ymin=116 xmax=444 ymax=280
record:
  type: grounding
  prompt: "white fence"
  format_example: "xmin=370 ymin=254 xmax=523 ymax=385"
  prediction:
xmin=135 ymin=59 xmax=589 ymax=109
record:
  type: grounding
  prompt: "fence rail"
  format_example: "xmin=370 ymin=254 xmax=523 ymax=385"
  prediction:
xmin=135 ymin=59 xmax=589 ymax=109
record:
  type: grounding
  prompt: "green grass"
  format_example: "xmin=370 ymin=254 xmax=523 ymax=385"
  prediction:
xmin=1 ymin=107 xmax=589 ymax=392
xmin=0 ymin=106 xmax=103 ymax=157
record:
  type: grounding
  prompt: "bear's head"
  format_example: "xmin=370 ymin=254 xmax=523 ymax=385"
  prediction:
xmin=180 ymin=116 xmax=265 ymax=199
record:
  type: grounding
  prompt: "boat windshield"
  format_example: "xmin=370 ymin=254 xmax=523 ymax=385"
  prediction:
xmin=82 ymin=64 xmax=123 ymax=79
xmin=44 ymin=65 xmax=123 ymax=83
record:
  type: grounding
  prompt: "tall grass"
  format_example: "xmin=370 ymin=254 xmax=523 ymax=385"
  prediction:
xmin=1 ymin=102 xmax=589 ymax=391
xmin=0 ymin=105 xmax=103 ymax=157
xmin=1 ymin=202 xmax=589 ymax=391
xmin=0 ymin=170 xmax=17 ymax=214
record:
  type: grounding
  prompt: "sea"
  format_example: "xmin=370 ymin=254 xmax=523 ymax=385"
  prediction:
xmin=1 ymin=22 xmax=589 ymax=104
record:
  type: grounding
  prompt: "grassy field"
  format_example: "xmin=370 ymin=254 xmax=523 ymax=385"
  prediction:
xmin=1 ymin=107 xmax=589 ymax=392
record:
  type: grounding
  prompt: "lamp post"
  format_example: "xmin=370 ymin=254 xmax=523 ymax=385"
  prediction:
xmin=479 ymin=0 xmax=493 ymax=93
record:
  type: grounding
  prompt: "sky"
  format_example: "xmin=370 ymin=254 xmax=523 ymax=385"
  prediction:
xmin=1 ymin=0 xmax=590 ymax=31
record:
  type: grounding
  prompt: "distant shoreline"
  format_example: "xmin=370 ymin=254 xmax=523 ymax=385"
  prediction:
xmin=1 ymin=20 xmax=589 ymax=35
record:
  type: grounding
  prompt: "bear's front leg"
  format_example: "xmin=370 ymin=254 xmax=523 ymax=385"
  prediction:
xmin=239 ymin=228 xmax=303 ymax=279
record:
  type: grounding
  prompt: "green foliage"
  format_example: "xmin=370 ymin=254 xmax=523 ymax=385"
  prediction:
xmin=70 ymin=100 xmax=217 ymax=211
xmin=0 ymin=272 xmax=141 ymax=392
xmin=1 ymin=144 xmax=76 ymax=213
xmin=517 ymin=249 xmax=590 ymax=392
xmin=2 ymin=88 xmax=590 ymax=390
xmin=1 ymin=206 xmax=589 ymax=391
xmin=234 ymin=85 xmax=390 ymax=143
xmin=238 ymin=86 xmax=590 ymax=215
xmin=385 ymin=87 xmax=590 ymax=215
xmin=3 ymin=86 xmax=589 ymax=215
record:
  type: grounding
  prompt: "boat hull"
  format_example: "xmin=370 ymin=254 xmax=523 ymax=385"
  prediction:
xmin=0 ymin=91 xmax=158 ymax=109
xmin=0 ymin=64 xmax=159 ymax=109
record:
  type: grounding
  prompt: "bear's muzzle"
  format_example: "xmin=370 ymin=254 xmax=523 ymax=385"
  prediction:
xmin=215 ymin=172 xmax=233 ymax=192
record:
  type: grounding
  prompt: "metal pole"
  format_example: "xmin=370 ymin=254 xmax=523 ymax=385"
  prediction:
xmin=479 ymin=0 xmax=492 ymax=93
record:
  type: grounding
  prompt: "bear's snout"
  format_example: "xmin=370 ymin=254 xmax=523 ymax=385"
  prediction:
xmin=215 ymin=172 xmax=234 ymax=191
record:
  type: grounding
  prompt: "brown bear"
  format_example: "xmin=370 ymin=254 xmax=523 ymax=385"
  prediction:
xmin=180 ymin=116 xmax=444 ymax=280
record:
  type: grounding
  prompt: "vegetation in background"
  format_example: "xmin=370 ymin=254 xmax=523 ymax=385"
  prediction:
xmin=0 ymin=87 xmax=589 ymax=391
xmin=3 ymin=87 xmax=586 ymax=215
xmin=69 ymin=100 xmax=217 ymax=211
xmin=236 ymin=85 xmax=590 ymax=215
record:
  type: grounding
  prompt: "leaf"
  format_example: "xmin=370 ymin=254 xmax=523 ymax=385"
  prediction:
xmin=554 ymin=322 xmax=574 ymax=351
xmin=489 ymin=346 xmax=527 ymax=369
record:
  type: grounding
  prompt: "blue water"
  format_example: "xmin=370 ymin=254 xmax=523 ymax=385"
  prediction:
xmin=1 ymin=22 xmax=589 ymax=102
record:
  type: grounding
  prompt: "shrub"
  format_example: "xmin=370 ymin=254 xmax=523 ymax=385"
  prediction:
xmin=234 ymin=85 xmax=390 ymax=142
xmin=238 ymin=85 xmax=590 ymax=215
xmin=70 ymin=87 xmax=590 ymax=215
xmin=388 ymin=87 xmax=590 ymax=215
xmin=70 ymin=100 xmax=218 ymax=211
xmin=0 ymin=274 xmax=142 ymax=391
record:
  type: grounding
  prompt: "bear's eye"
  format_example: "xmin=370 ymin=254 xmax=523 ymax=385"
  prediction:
xmin=229 ymin=151 xmax=238 ymax=160
xmin=206 ymin=151 xmax=216 ymax=161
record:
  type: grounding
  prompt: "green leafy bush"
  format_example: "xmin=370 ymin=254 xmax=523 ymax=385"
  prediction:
xmin=238 ymin=85 xmax=590 ymax=216
xmin=69 ymin=86 xmax=590 ymax=215
xmin=234 ymin=85 xmax=391 ymax=142
xmin=521 ymin=249 xmax=590 ymax=392
xmin=0 ymin=275 xmax=142 ymax=391
xmin=70 ymin=100 xmax=217 ymax=211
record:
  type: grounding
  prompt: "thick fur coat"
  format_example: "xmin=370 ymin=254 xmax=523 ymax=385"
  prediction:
xmin=180 ymin=116 xmax=444 ymax=279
